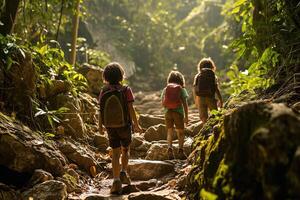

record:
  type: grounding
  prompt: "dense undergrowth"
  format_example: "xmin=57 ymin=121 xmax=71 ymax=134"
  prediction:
xmin=0 ymin=34 xmax=103 ymax=134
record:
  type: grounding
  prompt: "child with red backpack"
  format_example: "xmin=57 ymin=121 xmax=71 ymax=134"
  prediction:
xmin=193 ymin=58 xmax=223 ymax=123
xmin=161 ymin=71 xmax=189 ymax=160
xmin=98 ymin=62 xmax=142 ymax=195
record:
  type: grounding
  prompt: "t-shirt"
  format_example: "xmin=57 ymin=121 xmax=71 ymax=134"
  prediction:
xmin=98 ymin=84 xmax=134 ymax=104
xmin=161 ymin=87 xmax=189 ymax=116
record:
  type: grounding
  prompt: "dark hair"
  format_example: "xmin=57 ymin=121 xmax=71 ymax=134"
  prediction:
xmin=167 ymin=70 xmax=185 ymax=87
xmin=102 ymin=62 xmax=125 ymax=84
xmin=197 ymin=57 xmax=216 ymax=72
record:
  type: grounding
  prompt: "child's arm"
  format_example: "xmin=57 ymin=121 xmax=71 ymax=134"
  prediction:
xmin=128 ymin=102 xmax=143 ymax=133
xmin=182 ymin=98 xmax=189 ymax=124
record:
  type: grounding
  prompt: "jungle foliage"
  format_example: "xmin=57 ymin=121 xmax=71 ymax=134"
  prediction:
xmin=0 ymin=0 xmax=299 ymax=128
xmin=224 ymin=0 xmax=300 ymax=97
xmin=86 ymin=0 xmax=231 ymax=87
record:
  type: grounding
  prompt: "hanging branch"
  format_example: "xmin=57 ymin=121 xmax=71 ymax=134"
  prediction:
xmin=56 ymin=0 xmax=65 ymax=41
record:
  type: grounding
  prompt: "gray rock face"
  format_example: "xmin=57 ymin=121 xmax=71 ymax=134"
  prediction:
xmin=0 ymin=113 xmax=66 ymax=176
xmin=22 ymin=180 xmax=67 ymax=200
xmin=128 ymin=159 xmax=175 ymax=181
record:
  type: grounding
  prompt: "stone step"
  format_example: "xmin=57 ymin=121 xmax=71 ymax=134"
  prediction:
xmin=128 ymin=159 xmax=175 ymax=181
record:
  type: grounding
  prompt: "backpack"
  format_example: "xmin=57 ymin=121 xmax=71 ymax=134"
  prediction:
xmin=163 ymin=83 xmax=182 ymax=109
xmin=195 ymin=68 xmax=216 ymax=97
xmin=99 ymin=85 xmax=130 ymax=128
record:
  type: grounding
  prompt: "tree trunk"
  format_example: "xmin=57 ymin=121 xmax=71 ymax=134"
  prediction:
xmin=70 ymin=0 xmax=81 ymax=66
xmin=0 ymin=0 xmax=21 ymax=35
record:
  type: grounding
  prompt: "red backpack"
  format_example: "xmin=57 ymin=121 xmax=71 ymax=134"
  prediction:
xmin=163 ymin=83 xmax=182 ymax=109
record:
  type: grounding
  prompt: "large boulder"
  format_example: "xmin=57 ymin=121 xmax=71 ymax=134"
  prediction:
xmin=0 ymin=113 xmax=66 ymax=176
xmin=187 ymin=102 xmax=300 ymax=200
xmin=138 ymin=114 xmax=165 ymax=129
xmin=49 ymin=94 xmax=87 ymax=139
xmin=145 ymin=138 xmax=193 ymax=161
xmin=128 ymin=159 xmax=175 ymax=181
xmin=22 ymin=180 xmax=67 ymax=200
xmin=58 ymin=140 xmax=97 ymax=174
xmin=144 ymin=124 xmax=167 ymax=142
xmin=77 ymin=63 xmax=103 ymax=95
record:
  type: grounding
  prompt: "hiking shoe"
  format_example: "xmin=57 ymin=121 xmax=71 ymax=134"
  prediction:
xmin=110 ymin=179 xmax=122 ymax=195
xmin=120 ymin=171 xmax=131 ymax=185
xmin=178 ymin=149 xmax=187 ymax=160
xmin=168 ymin=147 xmax=175 ymax=160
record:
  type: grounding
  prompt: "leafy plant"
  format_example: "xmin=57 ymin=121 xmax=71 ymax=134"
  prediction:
xmin=0 ymin=34 xmax=27 ymax=71
xmin=225 ymin=48 xmax=279 ymax=96
xmin=31 ymin=39 xmax=88 ymax=95
xmin=34 ymin=106 xmax=69 ymax=132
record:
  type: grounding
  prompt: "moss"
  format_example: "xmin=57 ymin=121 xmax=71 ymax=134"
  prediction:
xmin=200 ymin=189 xmax=218 ymax=200
xmin=187 ymin=102 xmax=300 ymax=200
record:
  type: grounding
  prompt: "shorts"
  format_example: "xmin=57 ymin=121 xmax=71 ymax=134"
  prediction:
xmin=197 ymin=96 xmax=217 ymax=120
xmin=106 ymin=125 xmax=132 ymax=149
xmin=165 ymin=110 xmax=184 ymax=129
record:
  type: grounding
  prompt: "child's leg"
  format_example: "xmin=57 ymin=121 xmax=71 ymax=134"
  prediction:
xmin=199 ymin=97 xmax=208 ymax=123
xmin=167 ymin=128 xmax=174 ymax=148
xmin=121 ymin=146 xmax=129 ymax=172
xmin=176 ymin=129 xmax=185 ymax=150
xmin=207 ymin=98 xmax=218 ymax=111
xmin=112 ymin=147 xmax=121 ymax=179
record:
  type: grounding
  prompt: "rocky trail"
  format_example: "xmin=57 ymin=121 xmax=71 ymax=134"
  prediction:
xmin=1 ymin=61 xmax=299 ymax=200
xmin=0 ymin=86 xmax=202 ymax=200
xmin=67 ymin=91 xmax=203 ymax=200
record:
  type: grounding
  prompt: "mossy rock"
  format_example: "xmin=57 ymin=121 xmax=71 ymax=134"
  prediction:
xmin=188 ymin=101 xmax=300 ymax=200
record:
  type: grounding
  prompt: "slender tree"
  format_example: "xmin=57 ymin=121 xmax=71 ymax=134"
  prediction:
xmin=56 ymin=0 xmax=65 ymax=40
xmin=70 ymin=0 xmax=80 ymax=66
xmin=0 ymin=0 xmax=21 ymax=35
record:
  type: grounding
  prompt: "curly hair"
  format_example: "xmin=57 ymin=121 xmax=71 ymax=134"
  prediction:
xmin=102 ymin=62 xmax=125 ymax=84
xmin=167 ymin=70 xmax=185 ymax=87
xmin=197 ymin=57 xmax=216 ymax=72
